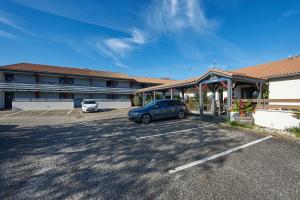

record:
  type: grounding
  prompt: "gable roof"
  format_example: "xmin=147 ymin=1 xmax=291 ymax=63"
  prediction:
xmin=233 ymin=56 xmax=300 ymax=79
xmin=137 ymin=68 xmax=264 ymax=92
xmin=0 ymin=63 xmax=176 ymax=84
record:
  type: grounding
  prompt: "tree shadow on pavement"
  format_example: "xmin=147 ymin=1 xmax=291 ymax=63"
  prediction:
xmin=0 ymin=118 xmax=246 ymax=199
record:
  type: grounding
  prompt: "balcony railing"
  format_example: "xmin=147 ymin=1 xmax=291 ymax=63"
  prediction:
xmin=0 ymin=81 xmax=136 ymax=94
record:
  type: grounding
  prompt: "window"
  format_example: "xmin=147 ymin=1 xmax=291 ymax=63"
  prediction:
xmin=59 ymin=77 xmax=66 ymax=84
xmin=175 ymin=100 xmax=185 ymax=106
xmin=67 ymin=78 xmax=74 ymax=84
xmin=5 ymin=73 xmax=14 ymax=81
xmin=59 ymin=77 xmax=74 ymax=84
xmin=59 ymin=93 xmax=68 ymax=99
xmin=107 ymin=80 xmax=118 ymax=87
xmin=166 ymin=100 xmax=177 ymax=107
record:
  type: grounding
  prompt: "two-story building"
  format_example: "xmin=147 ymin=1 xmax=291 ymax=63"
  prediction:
xmin=0 ymin=63 xmax=175 ymax=109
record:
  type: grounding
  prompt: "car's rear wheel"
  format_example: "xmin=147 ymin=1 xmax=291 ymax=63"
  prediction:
xmin=177 ymin=111 xmax=185 ymax=120
xmin=141 ymin=114 xmax=151 ymax=124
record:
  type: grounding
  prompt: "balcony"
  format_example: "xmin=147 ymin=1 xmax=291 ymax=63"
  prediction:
xmin=0 ymin=81 xmax=136 ymax=94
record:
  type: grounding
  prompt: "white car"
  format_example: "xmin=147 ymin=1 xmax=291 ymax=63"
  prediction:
xmin=81 ymin=99 xmax=98 ymax=112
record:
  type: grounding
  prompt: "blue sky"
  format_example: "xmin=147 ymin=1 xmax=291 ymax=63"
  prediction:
xmin=0 ymin=0 xmax=300 ymax=80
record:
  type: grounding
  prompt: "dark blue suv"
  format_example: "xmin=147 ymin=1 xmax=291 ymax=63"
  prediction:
xmin=128 ymin=99 xmax=187 ymax=124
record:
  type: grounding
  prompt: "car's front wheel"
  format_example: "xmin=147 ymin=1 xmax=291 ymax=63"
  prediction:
xmin=141 ymin=114 xmax=151 ymax=124
xmin=177 ymin=111 xmax=185 ymax=120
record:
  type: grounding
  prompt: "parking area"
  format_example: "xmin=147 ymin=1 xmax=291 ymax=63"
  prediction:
xmin=0 ymin=112 xmax=299 ymax=199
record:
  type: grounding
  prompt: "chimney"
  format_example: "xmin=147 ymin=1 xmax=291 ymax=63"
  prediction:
xmin=288 ymin=55 xmax=294 ymax=60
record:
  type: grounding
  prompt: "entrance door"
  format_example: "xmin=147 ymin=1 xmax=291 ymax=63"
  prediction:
xmin=4 ymin=92 xmax=14 ymax=109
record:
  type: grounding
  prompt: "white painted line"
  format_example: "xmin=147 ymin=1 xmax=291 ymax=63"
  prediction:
xmin=5 ymin=110 xmax=24 ymax=117
xmin=169 ymin=135 xmax=273 ymax=174
xmin=39 ymin=110 xmax=51 ymax=116
xmin=67 ymin=109 xmax=73 ymax=116
xmin=136 ymin=124 xmax=215 ymax=140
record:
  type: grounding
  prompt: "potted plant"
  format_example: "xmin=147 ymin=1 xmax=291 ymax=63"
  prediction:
xmin=231 ymin=99 xmax=254 ymax=124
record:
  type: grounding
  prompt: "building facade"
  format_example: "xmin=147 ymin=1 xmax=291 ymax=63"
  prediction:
xmin=0 ymin=63 xmax=175 ymax=109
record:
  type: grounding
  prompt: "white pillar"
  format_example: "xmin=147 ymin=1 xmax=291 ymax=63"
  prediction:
xmin=227 ymin=79 xmax=232 ymax=120
xmin=153 ymin=91 xmax=156 ymax=101
xmin=199 ymin=83 xmax=204 ymax=118
xmin=170 ymin=88 xmax=173 ymax=100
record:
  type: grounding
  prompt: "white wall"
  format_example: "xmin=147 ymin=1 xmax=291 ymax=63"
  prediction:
xmin=253 ymin=110 xmax=300 ymax=130
xmin=12 ymin=101 xmax=74 ymax=110
xmin=269 ymin=78 xmax=300 ymax=99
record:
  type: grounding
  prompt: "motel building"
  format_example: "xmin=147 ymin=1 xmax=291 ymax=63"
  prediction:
xmin=1 ymin=56 xmax=300 ymax=130
xmin=136 ymin=55 xmax=300 ymax=130
xmin=0 ymin=63 xmax=175 ymax=110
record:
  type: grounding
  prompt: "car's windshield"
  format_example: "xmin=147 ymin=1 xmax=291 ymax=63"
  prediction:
xmin=83 ymin=101 xmax=96 ymax=104
xmin=144 ymin=101 xmax=156 ymax=108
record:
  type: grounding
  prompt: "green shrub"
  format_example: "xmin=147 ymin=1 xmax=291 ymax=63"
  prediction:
xmin=287 ymin=127 xmax=300 ymax=137
xmin=185 ymin=98 xmax=199 ymax=112
xmin=229 ymin=121 xmax=254 ymax=129
xmin=132 ymin=94 xmax=142 ymax=106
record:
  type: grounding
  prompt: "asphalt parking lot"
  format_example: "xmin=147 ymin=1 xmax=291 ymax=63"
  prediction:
xmin=0 ymin=113 xmax=299 ymax=199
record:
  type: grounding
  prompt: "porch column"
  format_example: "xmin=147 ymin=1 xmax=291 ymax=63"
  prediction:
xmin=198 ymin=83 xmax=204 ymax=119
xmin=181 ymin=89 xmax=185 ymax=102
xmin=153 ymin=91 xmax=156 ymax=101
xmin=170 ymin=88 xmax=173 ymax=100
xmin=258 ymin=82 xmax=263 ymax=99
xmin=142 ymin=93 xmax=146 ymax=106
xmin=227 ymin=79 xmax=232 ymax=120
xmin=211 ymin=90 xmax=216 ymax=116
xmin=162 ymin=91 xmax=166 ymax=100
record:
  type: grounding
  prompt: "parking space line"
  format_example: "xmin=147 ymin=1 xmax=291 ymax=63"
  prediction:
xmin=136 ymin=124 xmax=215 ymax=139
xmin=39 ymin=110 xmax=51 ymax=116
xmin=67 ymin=109 xmax=74 ymax=116
xmin=5 ymin=110 xmax=24 ymax=117
xmin=169 ymin=135 xmax=273 ymax=174
xmin=136 ymin=128 xmax=198 ymax=139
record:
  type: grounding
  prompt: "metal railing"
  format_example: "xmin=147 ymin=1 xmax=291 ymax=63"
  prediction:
xmin=0 ymin=81 xmax=136 ymax=94
xmin=13 ymin=98 xmax=73 ymax=102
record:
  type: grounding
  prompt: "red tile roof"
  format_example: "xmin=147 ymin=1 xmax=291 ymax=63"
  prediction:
xmin=233 ymin=56 xmax=300 ymax=78
xmin=0 ymin=63 xmax=176 ymax=84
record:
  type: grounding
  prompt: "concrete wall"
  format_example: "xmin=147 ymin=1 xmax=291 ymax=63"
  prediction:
xmin=96 ymin=101 xmax=131 ymax=109
xmin=253 ymin=110 xmax=300 ymax=130
xmin=12 ymin=101 xmax=74 ymax=110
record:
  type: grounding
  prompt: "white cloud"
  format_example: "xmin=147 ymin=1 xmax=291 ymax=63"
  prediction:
xmin=146 ymin=0 xmax=215 ymax=34
xmin=87 ymin=28 xmax=147 ymax=61
xmin=0 ymin=30 xmax=19 ymax=40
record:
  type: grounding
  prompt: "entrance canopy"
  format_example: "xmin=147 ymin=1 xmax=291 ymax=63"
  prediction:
xmin=135 ymin=69 xmax=266 ymax=120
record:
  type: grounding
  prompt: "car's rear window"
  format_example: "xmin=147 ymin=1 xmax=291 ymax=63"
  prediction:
xmin=84 ymin=101 xmax=96 ymax=104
